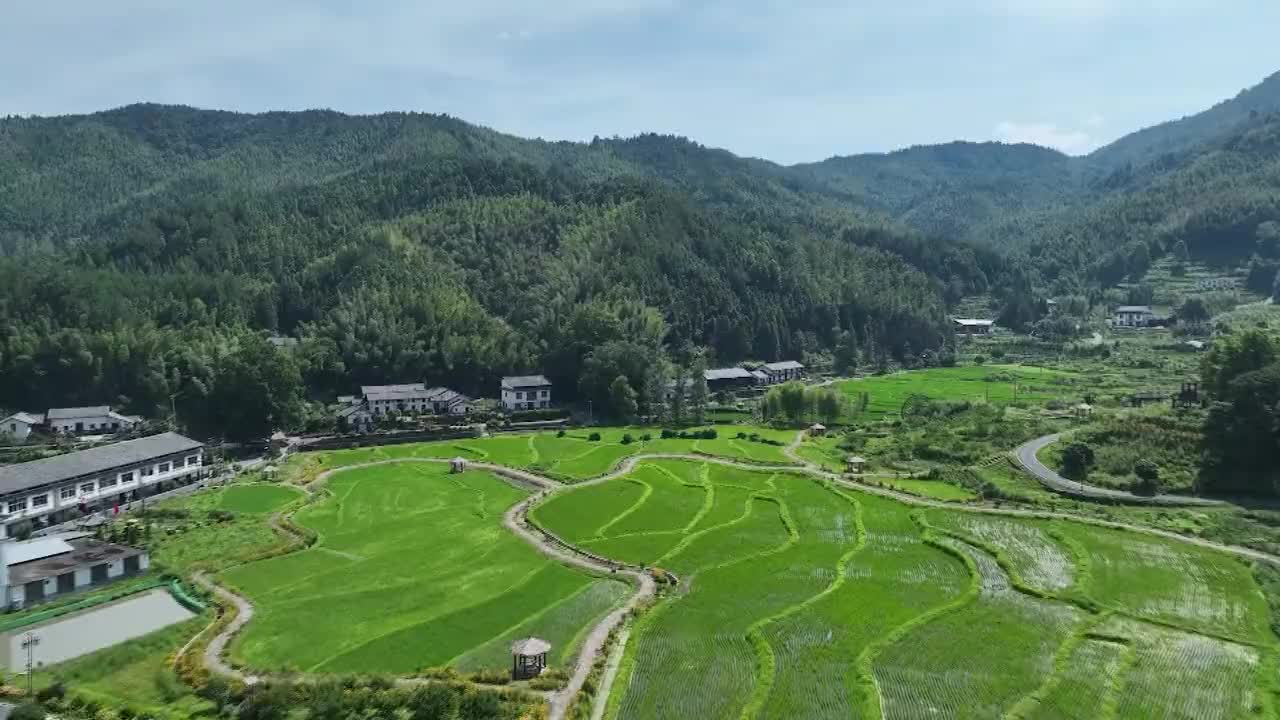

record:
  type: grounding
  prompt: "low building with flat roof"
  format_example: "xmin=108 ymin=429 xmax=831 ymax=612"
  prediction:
xmin=705 ymin=367 xmax=755 ymax=392
xmin=0 ymin=432 xmax=205 ymax=539
xmin=0 ymin=533 xmax=150 ymax=609
xmin=953 ymin=318 xmax=995 ymax=336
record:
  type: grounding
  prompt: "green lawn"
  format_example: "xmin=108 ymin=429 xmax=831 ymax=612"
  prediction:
xmin=221 ymin=462 xmax=627 ymax=675
xmin=145 ymin=488 xmax=293 ymax=574
xmin=834 ymin=364 xmax=1080 ymax=419
xmin=530 ymin=460 xmax=1279 ymax=720
xmin=216 ymin=482 xmax=303 ymax=513
xmin=290 ymin=424 xmax=800 ymax=484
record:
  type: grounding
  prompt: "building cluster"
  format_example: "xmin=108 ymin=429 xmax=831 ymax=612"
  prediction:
xmin=336 ymin=376 xmax=557 ymax=431
xmin=703 ymin=360 xmax=806 ymax=393
xmin=1 ymin=406 xmax=142 ymax=443
xmin=0 ymin=533 xmax=151 ymax=609
xmin=0 ymin=431 xmax=206 ymax=539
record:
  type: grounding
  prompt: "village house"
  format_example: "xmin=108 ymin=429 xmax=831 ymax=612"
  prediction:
xmin=502 ymin=375 xmax=553 ymax=411
xmin=704 ymin=367 xmax=756 ymax=393
xmin=336 ymin=383 xmax=471 ymax=431
xmin=1 ymin=406 xmax=140 ymax=443
xmin=953 ymin=318 xmax=995 ymax=336
xmin=762 ymin=360 xmax=805 ymax=384
xmin=0 ymin=432 xmax=205 ymax=539
xmin=1114 ymin=305 xmax=1155 ymax=328
xmin=0 ymin=534 xmax=151 ymax=609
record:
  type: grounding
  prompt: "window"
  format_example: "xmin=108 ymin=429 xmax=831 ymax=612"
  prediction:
xmin=7 ymin=499 xmax=27 ymax=514
xmin=99 ymin=477 xmax=117 ymax=490
xmin=80 ymin=483 xmax=95 ymax=494
xmin=141 ymin=465 xmax=154 ymax=477
xmin=159 ymin=462 xmax=171 ymax=473
xmin=185 ymin=455 xmax=199 ymax=467
xmin=120 ymin=471 xmax=134 ymax=484
xmin=540 ymin=390 xmax=549 ymax=398
xmin=31 ymin=494 xmax=49 ymax=508
xmin=515 ymin=391 xmax=523 ymax=400
xmin=60 ymin=486 xmax=77 ymax=501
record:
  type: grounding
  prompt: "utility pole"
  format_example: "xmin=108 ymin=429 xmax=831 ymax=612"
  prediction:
xmin=22 ymin=631 xmax=39 ymax=697
xmin=588 ymin=400 xmax=594 ymax=426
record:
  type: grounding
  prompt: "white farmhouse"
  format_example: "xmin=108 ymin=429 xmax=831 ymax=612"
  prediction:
xmin=0 ymin=432 xmax=205 ymax=539
xmin=0 ymin=412 xmax=45 ymax=443
xmin=1114 ymin=305 xmax=1154 ymax=328
xmin=46 ymin=406 xmax=139 ymax=435
xmin=953 ymin=318 xmax=995 ymax=336
xmin=502 ymin=375 xmax=553 ymax=411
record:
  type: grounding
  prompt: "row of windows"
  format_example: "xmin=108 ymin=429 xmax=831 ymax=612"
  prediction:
xmin=4 ymin=454 xmax=200 ymax=514
xmin=512 ymin=390 xmax=550 ymax=400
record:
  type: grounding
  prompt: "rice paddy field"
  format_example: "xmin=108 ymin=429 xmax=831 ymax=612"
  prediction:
xmin=221 ymin=462 xmax=628 ymax=675
xmin=531 ymin=459 xmax=1280 ymax=720
xmin=286 ymin=424 xmax=799 ymax=484
xmin=834 ymin=365 xmax=1081 ymax=418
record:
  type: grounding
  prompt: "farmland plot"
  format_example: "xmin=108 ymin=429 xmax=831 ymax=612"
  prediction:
xmin=221 ymin=462 xmax=625 ymax=674
xmin=928 ymin=512 xmax=1076 ymax=594
xmin=1021 ymin=637 xmax=1129 ymax=720
xmin=872 ymin=540 xmax=1085 ymax=720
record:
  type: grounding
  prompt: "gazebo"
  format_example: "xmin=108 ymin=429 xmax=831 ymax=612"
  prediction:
xmin=511 ymin=637 xmax=551 ymax=680
xmin=809 ymin=423 xmax=827 ymax=437
xmin=450 ymin=457 xmax=468 ymax=473
xmin=846 ymin=455 xmax=867 ymax=476
xmin=1073 ymin=403 xmax=1093 ymax=419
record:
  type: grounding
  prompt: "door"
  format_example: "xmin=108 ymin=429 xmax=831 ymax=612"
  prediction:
xmin=123 ymin=556 xmax=140 ymax=575
xmin=24 ymin=580 xmax=45 ymax=603
xmin=56 ymin=572 xmax=75 ymax=594
xmin=90 ymin=563 xmax=109 ymax=584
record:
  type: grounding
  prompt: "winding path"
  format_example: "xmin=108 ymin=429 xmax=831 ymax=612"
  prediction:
xmin=184 ymin=431 xmax=1280 ymax=720
xmin=1014 ymin=433 xmax=1223 ymax=506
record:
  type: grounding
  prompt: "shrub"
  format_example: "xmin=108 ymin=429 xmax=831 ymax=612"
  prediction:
xmin=640 ymin=433 xmax=652 ymax=441
xmin=736 ymin=431 xmax=748 ymax=439
xmin=990 ymin=348 xmax=1006 ymax=360
xmin=1060 ymin=442 xmax=1096 ymax=480
xmin=661 ymin=428 xmax=678 ymax=439
xmin=973 ymin=354 xmax=986 ymax=365
xmin=588 ymin=432 xmax=602 ymax=442
xmin=35 ymin=680 xmax=65 ymax=703
xmin=556 ymin=429 xmax=566 ymax=438
xmin=620 ymin=433 xmax=634 ymax=445
xmin=1132 ymin=459 xmax=1162 ymax=495
xmin=206 ymin=509 xmax=235 ymax=523
xmin=10 ymin=704 xmax=46 ymax=720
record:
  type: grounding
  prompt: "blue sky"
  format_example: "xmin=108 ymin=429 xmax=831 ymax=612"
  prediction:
xmin=3 ymin=1 xmax=1279 ymax=164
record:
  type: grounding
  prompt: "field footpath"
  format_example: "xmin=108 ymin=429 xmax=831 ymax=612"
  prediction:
xmin=186 ymin=433 xmax=1280 ymax=720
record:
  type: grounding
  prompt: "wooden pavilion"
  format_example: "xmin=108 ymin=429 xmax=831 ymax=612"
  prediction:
xmin=450 ymin=457 xmax=468 ymax=473
xmin=846 ymin=455 xmax=867 ymax=475
xmin=511 ymin=637 xmax=551 ymax=680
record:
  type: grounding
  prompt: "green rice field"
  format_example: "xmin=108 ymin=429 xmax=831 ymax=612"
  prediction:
xmin=289 ymin=424 xmax=799 ymax=484
xmin=532 ymin=459 xmax=1280 ymax=720
xmin=221 ymin=462 xmax=628 ymax=675
xmin=216 ymin=482 xmax=303 ymax=513
xmin=835 ymin=365 xmax=1080 ymax=418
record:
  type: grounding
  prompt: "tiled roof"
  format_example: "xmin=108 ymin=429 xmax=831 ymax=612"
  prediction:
xmin=705 ymin=367 xmax=754 ymax=381
xmin=502 ymin=375 xmax=552 ymax=389
xmin=46 ymin=406 xmax=111 ymax=420
xmin=0 ymin=432 xmax=203 ymax=496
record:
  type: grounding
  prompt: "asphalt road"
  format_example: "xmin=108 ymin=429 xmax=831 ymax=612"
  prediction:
xmin=1014 ymin=433 xmax=1222 ymax=506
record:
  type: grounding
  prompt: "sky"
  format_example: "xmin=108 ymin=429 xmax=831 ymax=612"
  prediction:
xmin=3 ymin=2 xmax=1279 ymax=164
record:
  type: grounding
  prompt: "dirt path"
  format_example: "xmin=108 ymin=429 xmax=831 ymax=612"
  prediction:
xmin=188 ymin=433 xmax=1280 ymax=719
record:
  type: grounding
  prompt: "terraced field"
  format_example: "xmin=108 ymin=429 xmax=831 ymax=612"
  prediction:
xmin=834 ymin=364 xmax=1079 ymax=418
xmin=221 ymin=462 xmax=628 ymax=674
xmin=289 ymin=424 xmax=797 ymax=483
xmin=533 ymin=459 xmax=1280 ymax=720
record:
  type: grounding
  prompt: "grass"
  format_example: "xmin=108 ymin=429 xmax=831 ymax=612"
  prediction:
xmin=215 ymin=482 xmax=303 ymax=513
xmin=220 ymin=462 xmax=627 ymax=675
xmin=145 ymin=489 xmax=292 ymax=574
xmin=534 ymin=460 xmax=1280 ymax=720
xmin=879 ymin=478 xmax=978 ymax=502
xmin=35 ymin=618 xmax=212 ymax=719
xmin=286 ymin=424 xmax=799 ymax=485
xmin=1038 ymin=410 xmax=1205 ymax=494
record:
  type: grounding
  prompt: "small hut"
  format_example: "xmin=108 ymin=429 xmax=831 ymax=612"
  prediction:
xmin=511 ymin=637 xmax=551 ymax=680
xmin=1072 ymin=403 xmax=1093 ymax=419
xmin=846 ymin=455 xmax=866 ymax=476
xmin=450 ymin=457 xmax=468 ymax=473
xmin=809 ymin=423 xmax=827 ymax=437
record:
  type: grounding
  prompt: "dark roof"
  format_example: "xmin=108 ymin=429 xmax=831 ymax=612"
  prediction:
xmin=5 ymin=536 xmax=146 ymax=585
xmin=502 ymin=375 xmax=552 ymax=389
xmin=46 ymin=406 xmax=111 ymax=420
xmin=0 ymin=432 xmax=203 ymax=496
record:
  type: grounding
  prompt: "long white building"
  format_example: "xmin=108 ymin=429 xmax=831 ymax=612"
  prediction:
xmin=0 ymin=433 xmax=205 ymax=539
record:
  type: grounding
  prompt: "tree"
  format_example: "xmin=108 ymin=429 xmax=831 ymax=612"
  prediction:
xmin=202 ymin=337 xmax=303 ymax=441
xmin=1200 ymin=362 xmax=1280 ymax=495
xmin=9 ymin=704 xmax=45 ymax=720
xmin=833 ymin=330 xmax=859 ymax=376
xmin=1178 ymin=297 xmax=1211 ymax=324
xmin=1171 ymin=239 xmax=1190 ymax=262
xmin=1274 ymin=269 xmax=1280 ymax=303
xmin=1201 ymin=330 xmax=1279 ymax=399
xmin=1060 ymin=442 xmax=1095 ymax=481
xmin=1132 ymin=459 xmax=1162 ymax=495
xmin=688 ymin=356 xmax=708 ymax=424
xmin=609 ymin=375 xmax=638 ymax=422
xmin=670 ymin=367 xmax=688 ymax=425
xmin=816 ymin=389 xmax=843 ymax=423
xmin=777 ymin=382 xmax=811 ymax=423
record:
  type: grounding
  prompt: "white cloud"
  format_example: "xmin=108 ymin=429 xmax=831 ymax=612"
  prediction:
xmin=994 ymin=121 xmax=1097 ymax=154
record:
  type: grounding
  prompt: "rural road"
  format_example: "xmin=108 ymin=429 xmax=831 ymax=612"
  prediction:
xmin=1014 ymin=433 xmax=1223 ymax=506
xmin=184 ymin=430 xmax=1280 ymax=719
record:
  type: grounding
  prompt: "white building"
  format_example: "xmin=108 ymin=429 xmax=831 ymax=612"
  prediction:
xmin=0 ymin=534 xmax=150 ymax=609
xmin=46 ymin=406 xmax=139 ymax=435
xmin=1114 ymin=305 xmax=1154 ymax=328
xmin=0 ymin=412 xmax=45 ymax=443
xmin=953 ymin=318 xmax=995 ymax=336
xmin=502 ymin=375 xmax=552 ymax=411
xmin=762 ymin=360 xmax=805 ymax=384
xmin=0 ymin=432 xmax=205 ymax=539
xmin=336 ymin=384 xmax=470 ymax=430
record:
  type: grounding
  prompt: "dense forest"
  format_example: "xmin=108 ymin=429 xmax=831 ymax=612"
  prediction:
xmin=2 ymin=69 xmax=1280 ymax=439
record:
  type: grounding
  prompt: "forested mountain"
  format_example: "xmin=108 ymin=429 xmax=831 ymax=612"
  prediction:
xmin=3 ymin=68 xmax=1279 ymax=439
xmin=0 ymin=105 xmax=1001 ymax=437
